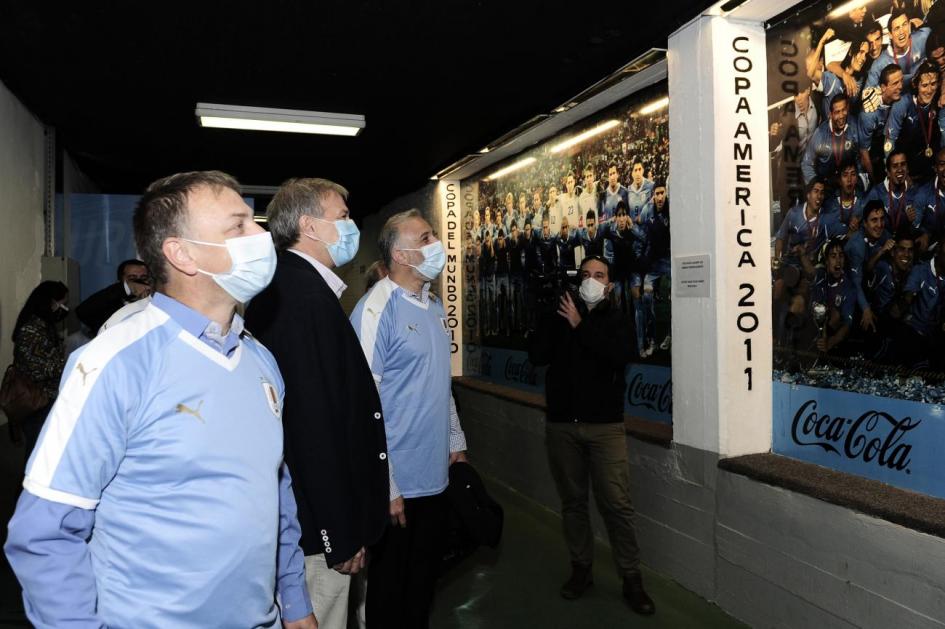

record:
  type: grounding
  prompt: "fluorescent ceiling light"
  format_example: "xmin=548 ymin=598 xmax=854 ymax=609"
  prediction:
xmin=241 ymin=185 xmax=280 ymax=195
xmin=828 ymin=0 xmax=871 ymax=18
xmin=253 ymin=216 xmax=268 ymax=223
xmin=708 ymin=0 xmax=752 ymax=14
xmin=479 ymin=147 xmax=491 ymax=153
xmin=485 ymin=157 xmax=537 ymax=181
xmin=195 ymin=103 xmax=365 ymax=136
xmin=639 ymin=96 xmax=669 ymax=115
xmin=719 ymin=0 xmax=749 ymax=13
xmin=767 ymin=94 xmax=794 ymax=111
xmin=550 ymin=120 xmax=620 ymax=154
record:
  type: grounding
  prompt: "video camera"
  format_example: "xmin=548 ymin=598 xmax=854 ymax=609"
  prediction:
xmin=531 ymin=268 xmax=580 ymax=314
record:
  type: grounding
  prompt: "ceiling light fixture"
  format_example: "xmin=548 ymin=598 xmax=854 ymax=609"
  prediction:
xmin=195 ymin=103 xmax=365 ymax=136
xmin=827 ymin=0 xmax=870 ymax=18
xmin=429 ymin=46 xmax=666 ymax=182
xmin=638 ymin=96 xmax=670 ymax=115
xmin=241 ymin=185 xmax=280 ymax=195
xmin=485 ymin=157 xmax=537 ymax=181
xmin=767 ymin=94 xmax=795 ymax=111
xmin=550 ymin=120 xmax=620 ymax=154
xmin=718 ymin=0 xmax=750 ymax=13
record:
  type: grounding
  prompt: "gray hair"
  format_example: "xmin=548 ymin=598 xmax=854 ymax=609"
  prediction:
xmin=266 ymin=178 xmax=349 ymax=250
xmin=378 ymin=208 xmax=423 ymax=267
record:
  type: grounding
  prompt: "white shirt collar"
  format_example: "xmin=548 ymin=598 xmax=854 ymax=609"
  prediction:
xmin=829 ymin=119 xmax=847 ymax=135
xmin=887 ymin=40 xmax=912 ymax=60
xmin=885 ymin=177 xmax=907 ymax=196
xmin=405 ymin=280 xmax=432 ymax=304
xmin=288 ymin=249 xmax=347 ymax=299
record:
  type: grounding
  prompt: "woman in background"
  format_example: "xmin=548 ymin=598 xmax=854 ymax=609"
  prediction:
xmin=364 ymin=260 xmax=388 ymax=293
xmin=11 ymin=281 xmax=68 ymax=457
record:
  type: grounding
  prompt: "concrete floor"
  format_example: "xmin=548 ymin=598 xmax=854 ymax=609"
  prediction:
xmin=432 ymin=480 xmax=746 ymax=629
xmin=0 ymin=422 xmax=744 ymax=628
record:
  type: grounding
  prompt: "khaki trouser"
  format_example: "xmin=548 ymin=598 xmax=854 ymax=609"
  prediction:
xmin=304 ymin=554 xmax=351 ymax=629
xmin=545 ymin=421 xmax=641 ymax=576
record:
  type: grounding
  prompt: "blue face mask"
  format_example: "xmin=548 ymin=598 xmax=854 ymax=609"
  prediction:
xmin=401 ymin=240 xmax=446 ymax=281
xmin=185 ymin=231 xmax=277 ymax=303
xmin=305 ymin=217 xmax=360 ymax=266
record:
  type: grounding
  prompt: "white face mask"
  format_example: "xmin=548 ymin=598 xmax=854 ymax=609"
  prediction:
xmin=579 ymin=277 xmax=608 ymax=308
xmin=184 ymin=232 xmax=277 ymax=303
xmin=304 ymin=217 xmax=361 ymax=267
xmin=400 ymin=241 xmax=447 ymax=280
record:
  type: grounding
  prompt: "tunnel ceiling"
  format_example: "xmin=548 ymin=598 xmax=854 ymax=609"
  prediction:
xmin=0 ymin=0 xmax=714 ymax=216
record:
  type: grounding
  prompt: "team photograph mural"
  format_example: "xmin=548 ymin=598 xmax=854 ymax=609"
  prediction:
xmin=461 ymin=83 xmax=673 ymax=425
xmin=767 ymin=0 xmax=945 ymax=498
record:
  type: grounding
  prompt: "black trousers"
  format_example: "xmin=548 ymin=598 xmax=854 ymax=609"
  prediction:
xmin=366 ymin=492 xmax=447 ymax=629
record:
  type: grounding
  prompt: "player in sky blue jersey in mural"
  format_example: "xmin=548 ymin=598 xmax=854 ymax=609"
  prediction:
xmin=600 ymin=163 xmax=629 ymax=221
xmin=801 ymin=93 xmax=862 ymax=184
xmin=821 ymin=161 xmax=865 ymax=241
xmin=865 ymin=10 xmax=930 ymax=90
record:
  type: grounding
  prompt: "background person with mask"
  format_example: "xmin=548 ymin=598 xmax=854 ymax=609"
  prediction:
xmin=245 ymin=178 xmax=390 ymax=629
xmin=5 ymin=171 xmax=316 ymax=629
xmin=75 ymin=259 xmax=152 ymax=335
xmin=526 ymin=255 xmax=654 ymax=617
xmin=8 ymin=280 xmax=69 ymax=455
xmin=350 ymin=208 xmax=468 ymax=629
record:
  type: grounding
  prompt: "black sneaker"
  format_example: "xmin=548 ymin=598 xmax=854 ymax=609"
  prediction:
xmin=560 ymin=563 xmax=593 ymax=600
xmin=623 ymin=573 xmax=655 ymax=615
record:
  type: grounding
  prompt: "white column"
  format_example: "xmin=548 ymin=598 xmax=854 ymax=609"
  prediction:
xmin=668 ymin=16 xmax=772 ymax=456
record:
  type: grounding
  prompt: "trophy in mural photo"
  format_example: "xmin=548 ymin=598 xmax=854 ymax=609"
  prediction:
xmin=810 ymin=301 xmax=827 ymax=371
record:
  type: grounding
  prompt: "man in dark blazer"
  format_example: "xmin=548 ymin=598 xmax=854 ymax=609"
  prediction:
xmin=245 ymin=178 xmax=389 ymax=629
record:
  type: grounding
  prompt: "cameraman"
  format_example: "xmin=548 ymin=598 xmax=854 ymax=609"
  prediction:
xmin=526 ymin=255 xmax=654 ymax=616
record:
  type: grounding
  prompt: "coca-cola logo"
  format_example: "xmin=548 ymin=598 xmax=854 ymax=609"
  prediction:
xmin=791 ymin=400 xmax=920 ymax=472
xmin=627 ymin=372 xmax=672 ymax=414
xmin=504 ymin=356 xmax=537 ymax=385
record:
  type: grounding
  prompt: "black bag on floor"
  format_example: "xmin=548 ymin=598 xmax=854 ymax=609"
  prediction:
xmin=441 ymin=461 xmax=504 ymax=573
xmin=445 ymin=461 xmax=504 ymax=548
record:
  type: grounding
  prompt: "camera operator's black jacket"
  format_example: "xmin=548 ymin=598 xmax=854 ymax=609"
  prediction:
xmin=527 ymin=298 xmax=634 ymax=423
xmin=76 ymin=282 xmax=129 ymax=335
